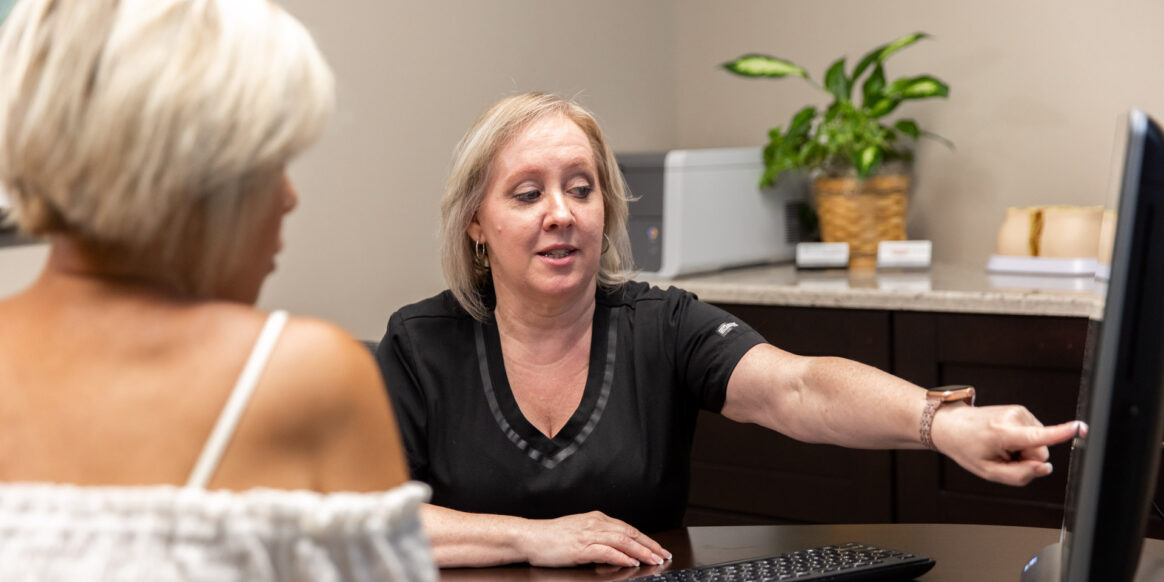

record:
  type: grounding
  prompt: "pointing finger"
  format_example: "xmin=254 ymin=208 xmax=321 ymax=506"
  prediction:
xmin=1011 ymin=420 xmax=1080 ymax=450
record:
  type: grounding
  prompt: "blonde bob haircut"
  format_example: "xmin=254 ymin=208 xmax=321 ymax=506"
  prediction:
xmin=0 ymin=0 xmax=333 ymax=298
xmin=440 ymin=92 xmax=636 ymax=321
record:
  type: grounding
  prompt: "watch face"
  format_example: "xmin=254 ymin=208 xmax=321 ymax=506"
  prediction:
xmin=931 ymin=385 xmax=976 ymax=404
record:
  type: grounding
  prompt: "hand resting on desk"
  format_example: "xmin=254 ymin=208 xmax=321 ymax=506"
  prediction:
xmin=422 ymin=504 xmax=670 ymax=569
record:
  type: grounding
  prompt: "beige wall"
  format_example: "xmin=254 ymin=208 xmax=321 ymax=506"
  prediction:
xmin=4 ymin=1 xmax=1163 ymax=339
xmin=263 ymin=0 xmax=677 ymax=340
xmin=0 ymin=242 xmax=47 ymax=298
xmin=674 ymin=0 xmax=1164 ymax=265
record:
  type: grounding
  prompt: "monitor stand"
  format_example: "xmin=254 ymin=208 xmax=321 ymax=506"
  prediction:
xmin=1022 ymin=543 xmax=1164 ymax=582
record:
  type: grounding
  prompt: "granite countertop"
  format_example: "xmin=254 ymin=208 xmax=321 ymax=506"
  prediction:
xmin=647 ymin=262 xmax=1106 ymax=319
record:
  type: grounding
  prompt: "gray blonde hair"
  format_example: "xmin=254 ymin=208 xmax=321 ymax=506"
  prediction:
xmin=440 ymin=92 xmax=635 ymax=321
xmin=0 ymin=0 xmax=333 ymax=297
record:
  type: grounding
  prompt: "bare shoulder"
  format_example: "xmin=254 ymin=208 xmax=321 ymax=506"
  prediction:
xmin=261 ymin=314 xmax=388 ymax=425
xmin=281 ymin=315 xmax=408 ymax=490
xmin=227 ymin=311 xmax=408 ymax=491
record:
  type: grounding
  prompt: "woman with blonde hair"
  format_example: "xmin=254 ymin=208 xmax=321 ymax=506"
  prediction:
xmin=377 ymin=92 xmax=1080 ymax=569
xmin=0 ymin=0 xmax=434 ymax=579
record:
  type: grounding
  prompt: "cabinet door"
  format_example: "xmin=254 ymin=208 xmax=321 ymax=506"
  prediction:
xmin=686 ymin=305 xmax=894 ymax=526
xmin=892 ymin=311 xmax=1088 ymax=529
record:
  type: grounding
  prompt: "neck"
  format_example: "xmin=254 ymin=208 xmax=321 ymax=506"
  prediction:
xmin=31 ymin=235 xmax=193 ymax=301
xmin=492 ymin=280 xmax=597 ymax=353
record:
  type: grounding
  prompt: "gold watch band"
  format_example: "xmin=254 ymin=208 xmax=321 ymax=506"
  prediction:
xmin=920 ymin=385 xmax=976 ymax=451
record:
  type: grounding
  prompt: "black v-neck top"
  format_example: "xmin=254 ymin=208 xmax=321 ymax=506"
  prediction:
xmin=376 ymin=281 xmax=765 ymax=532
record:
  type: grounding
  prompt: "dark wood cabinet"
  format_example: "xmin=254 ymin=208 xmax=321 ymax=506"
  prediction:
xmin=891 ymin=311 xmax=1089 ymax=529
xmin=684 ymin=303 xmax=1131 ymax=534
xmin=686 ymin=305 xmax=895 ymax=526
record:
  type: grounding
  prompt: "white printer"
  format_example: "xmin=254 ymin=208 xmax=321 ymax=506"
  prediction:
xmin=618 ymin=147 xmax=809 ymax=278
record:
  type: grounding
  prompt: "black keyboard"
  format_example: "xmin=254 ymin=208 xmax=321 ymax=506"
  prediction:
xmin=628 ymin=542 xmax=935 ymax=581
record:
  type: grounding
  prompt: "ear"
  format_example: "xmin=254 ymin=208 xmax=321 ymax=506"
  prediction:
xmin=467 ymin=216 xmax=483 ymax=243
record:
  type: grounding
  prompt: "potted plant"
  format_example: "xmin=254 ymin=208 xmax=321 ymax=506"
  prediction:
xmin=723 ymin=32 xmax=950 ymax=266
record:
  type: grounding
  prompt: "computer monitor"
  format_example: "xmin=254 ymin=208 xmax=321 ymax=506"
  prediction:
xmin=1023 ymin=109 xmax=1164 ymax=581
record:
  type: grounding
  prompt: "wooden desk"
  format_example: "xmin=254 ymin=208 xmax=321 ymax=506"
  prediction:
xmin=439 ymin=523 xmax=1164 ymax=581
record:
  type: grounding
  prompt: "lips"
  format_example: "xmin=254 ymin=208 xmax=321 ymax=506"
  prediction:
xmin=537 ymin=245 xmax=577 ymax=259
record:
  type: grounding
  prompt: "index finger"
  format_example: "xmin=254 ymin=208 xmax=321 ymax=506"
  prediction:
xmin=623 ymin=521 xmax=670 ymax=561
xmin=1010 ymin=420 xmax=1080 ymax=450
xmin=605 ymin=518 xmax=672 ymax=563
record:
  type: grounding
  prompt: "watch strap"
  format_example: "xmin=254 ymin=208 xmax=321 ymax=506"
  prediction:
xmin=920 ymin=396 xmax=942 ymax=451
xmin=920 ymin=386 xmax=975 ymax=451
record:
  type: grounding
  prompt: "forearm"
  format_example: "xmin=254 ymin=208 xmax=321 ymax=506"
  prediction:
xmin=724 ymin=345 xmax=1079 ymax=486
xmin=420 ymin=503 xmax=528 ymax=567
xmin=724 ymin=346 xmax=927 ymax=449
xmin=787 ymin=355 xmax=928 ymax=448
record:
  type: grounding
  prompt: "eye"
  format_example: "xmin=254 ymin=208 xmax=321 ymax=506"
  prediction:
xmin=515 ymin=190 xmax=541 ymax=203
xmin=569 ymin=185 xmax=594 ymax=199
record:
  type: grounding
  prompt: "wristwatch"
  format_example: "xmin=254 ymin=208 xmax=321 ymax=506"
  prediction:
xmin=920 ymin=385 xmax=976 ymax=451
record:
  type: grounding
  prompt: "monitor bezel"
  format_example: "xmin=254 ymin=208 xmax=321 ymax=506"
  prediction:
xmin=1058 ymin=108 xmax=1164 ymax=581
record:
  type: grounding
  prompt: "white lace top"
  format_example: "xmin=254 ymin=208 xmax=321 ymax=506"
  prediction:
xmin=0 ymin=482 xmax=435 ymax=581
xmin=0 ymin=311 xmax=436 ymax=581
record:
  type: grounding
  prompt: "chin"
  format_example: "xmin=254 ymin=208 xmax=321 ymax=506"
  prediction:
xmin=534 ymin=274 xmax=597 ymax=299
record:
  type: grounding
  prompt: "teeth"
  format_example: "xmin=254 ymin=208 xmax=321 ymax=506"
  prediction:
xmin=541 ymin=249 xmax=571 ymax=259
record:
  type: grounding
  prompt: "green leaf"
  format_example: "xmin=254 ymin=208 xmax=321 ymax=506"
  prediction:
xmin=723 ymin=54 xmax=808 ymax=78
xmin=887 ymin=75 xmax=949 ymax=99
xmin=861 ymin=64 xmax=886 ymax=109
xmin=763 ymin=127 xmax=783 ymax=162
xmin=895 ymin=119 xmax=920 ymax=140
xmin=824 ymin=102 xmax=842 ymax=123
xmin=922 ymin=130 xmax=955 ymax=150
xmin=824 ymin=58 xmax=850 ymax=102
xmin=855 ymin=146 xmax=884 ymax=179
xmin=851 ymin=32 xmax=929 ymax=84
xmin=787 ymin=106 xmax=816 ymax=139
xmin=878 ymin=32 xmax=929 ymax=63
xmin=851 ymin=45 xmax=886 ymax=86
xmin=867 ymin=97 xmax=901 ymax=118
xmin=760 ymin=164 xmax=780 ymax=188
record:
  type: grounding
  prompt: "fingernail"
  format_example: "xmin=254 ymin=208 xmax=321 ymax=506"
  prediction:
xmin=633 ymin=560 xmax=640 ymax=567
xmin=652 ymin=554 xmax=663 ymax=565
xmin=1043 ymin=462 xmax=1053 ymax=475
xmin=665 ymin=551 xmax=673 ymax=561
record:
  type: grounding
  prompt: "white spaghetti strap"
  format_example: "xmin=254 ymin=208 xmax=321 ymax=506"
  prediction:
xmin=186 ymin=310 xmax=290 ymax=489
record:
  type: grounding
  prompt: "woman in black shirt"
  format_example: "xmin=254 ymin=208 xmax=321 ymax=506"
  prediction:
xmin=377 ymin=92 xmax=1080 ymax=569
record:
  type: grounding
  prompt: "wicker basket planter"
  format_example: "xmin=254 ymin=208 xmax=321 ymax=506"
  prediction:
xmin=814 ymin=172 xmax=909 ymax=268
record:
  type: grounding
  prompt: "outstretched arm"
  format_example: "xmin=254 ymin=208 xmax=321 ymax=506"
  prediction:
xmin=420 ymin=504 xmax=671 ymax=568
xmin=721 ymin=344 xmax=1080 ymax=486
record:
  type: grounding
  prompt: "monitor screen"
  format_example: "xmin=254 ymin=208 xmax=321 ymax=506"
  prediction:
xmin=1024 ymin=109 xmax=1164 ymax=581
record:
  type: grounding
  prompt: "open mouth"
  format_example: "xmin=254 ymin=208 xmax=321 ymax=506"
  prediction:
xmin=538 ymin=248 xmax=576 ymax=259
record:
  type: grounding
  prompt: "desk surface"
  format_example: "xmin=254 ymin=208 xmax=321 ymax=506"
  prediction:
xmin=439 ymin=523 xmax=1164 ymax=581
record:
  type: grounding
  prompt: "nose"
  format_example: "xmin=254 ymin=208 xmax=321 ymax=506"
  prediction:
xmin=281 ymin=175 xmax=299 ymax=214
xmin=544 ymin=189 xmax=574 ymax=229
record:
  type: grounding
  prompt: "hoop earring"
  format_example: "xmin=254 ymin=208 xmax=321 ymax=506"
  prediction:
xmin=474 ymin=238 xmax=490 ymax=269
xmin=602 ymin=233 xmax=612 ymax=254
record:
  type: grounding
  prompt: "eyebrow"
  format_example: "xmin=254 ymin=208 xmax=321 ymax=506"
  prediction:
xmin=503 ymin=158 xmax=597 ymax=186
